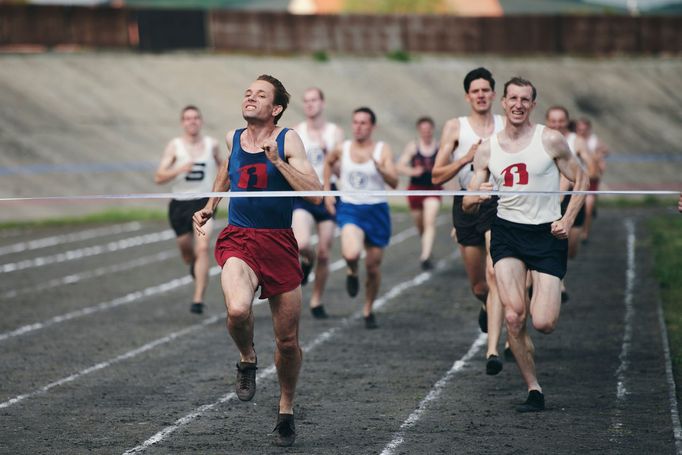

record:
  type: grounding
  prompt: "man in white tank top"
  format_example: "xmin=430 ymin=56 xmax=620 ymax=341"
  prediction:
xmin=154 ymin=105 xmax=222 ymax=315
xmin=575 ymin=117 xmax=608 ymax=243
xmin=323 ymin=107 xmax=398 ymax=329
xmin=432 ymin=67 xmax=506 ymax=375
xmin=292 ymin=88 xmax=344 ymax=320
xmin=463 ymin=77 xmax=589 ymax=412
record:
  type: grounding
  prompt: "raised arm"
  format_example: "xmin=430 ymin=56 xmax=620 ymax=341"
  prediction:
xmin=543 ymin=128 xmax=589 ymax=238
xmin=395 ymin=140 xmax=420 ymax=177
xmin=462 ymin=139 xmax=492 ymax=213
xmin=154 ymin=140 xmax=192 ymax=184
xmin=263 ymin=129 xmax=323 ymax=204
xmin=374 ymin=143 xmax=399 ymax=189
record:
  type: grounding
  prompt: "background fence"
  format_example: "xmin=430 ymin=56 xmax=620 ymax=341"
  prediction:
xmin=1 ymin=4 xmax=680 ymax=54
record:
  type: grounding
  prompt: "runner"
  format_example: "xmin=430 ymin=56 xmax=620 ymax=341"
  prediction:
xmin=463 ymin=76 xmax=588 ymax=412
xmin=293 ymin=87 xmax=344 ymax=319
xmin=432 ymin=67 xmax=506 ymax=374
xmin=192 ymin=75 xmax=322 ymax=446
xmin=575 ymin=117 xmax=608 ymax=243
xmin=396 ymin=116 xmax=442 ymax=270
xmin=154 ymin=105 xmax=222 ymax=315
xmin=323 ymin=107 xmax=398 ymax=329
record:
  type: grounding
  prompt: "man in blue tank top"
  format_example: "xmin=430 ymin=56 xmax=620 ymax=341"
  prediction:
xmin=192 ymin=75 xmax=322 ymax=447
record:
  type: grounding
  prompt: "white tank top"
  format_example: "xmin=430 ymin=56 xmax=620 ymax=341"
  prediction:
xmin=296 ymin=121 xmax=338 ymax=183
xmin=170 ymin=136 xmax=218 ymax=201
xmin=489 ymin=125 xmax=561 ymax=225
xmin=453 ymin=114 xmax=505 ymax=189
xmin=338 ymin=140 xmax=387 ymax=205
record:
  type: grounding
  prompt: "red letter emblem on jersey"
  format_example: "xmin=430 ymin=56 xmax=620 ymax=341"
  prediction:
xmin=237 ymin=163 xmax=268 ymax=189
xmin=501 ymin=163 xmax=529 ymax=187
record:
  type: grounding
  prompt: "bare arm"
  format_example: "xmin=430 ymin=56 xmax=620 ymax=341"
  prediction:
xmin=263 ymin=129 xmax=323 ymax=205
xmin=193 ymin=132 xmax=233 ymax=235
xmin=543 ymin=129 xmax=589 ymax=238
xmin=574 ymin=136 xmax=599 ymax=180
xmin=323 ymin=145 xmax=342 ymax=215
xmin=395 ymin=140 xmax=421 ymax=177
xmin=374 ymin=143 xmax=399 ymax=189
xmin=432 ymin=118 xmax=479 ymax=186
xmin=462 ymin=140 xmax=492 ymax=213
xmin=154 ymin=140 xmax=192 ymax=184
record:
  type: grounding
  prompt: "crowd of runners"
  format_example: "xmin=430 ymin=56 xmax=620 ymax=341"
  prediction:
xmin=154 ymin=69 xmax=612 ymax=446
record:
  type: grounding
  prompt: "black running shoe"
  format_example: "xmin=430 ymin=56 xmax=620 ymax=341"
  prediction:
xmin=273 ymin=412 xmax=296 ymax=447
xmin=504 ymin=346 xmax=515 ymax=362
xmin=364 ymin=313 xmax=378 ymax=329
xmin=346 ymin=274 xmax=359 ymax=298
xmin=300 ymin=257 xmax=314 ymax=286
xmin=516 ymin=390 xmax=545 ymax=413
xmin=311 ymin=305 xmax=329 ymax=319
xmin=478 ymin=305 xmax=488 ymax=333
xmin=189 ymin=261 xmax=195 ymax=279
xmin=420 ymin=259 xmax=433 ymax=271
xmin=235 ymin=360 xmax=257 ymax=401
xmin=486 ymin=354 xmax=503 ymax=375
xmin=190 ymin=302 xmax=203 ymax=314
xmin=561 ymin=291 xmax=569 ymax=303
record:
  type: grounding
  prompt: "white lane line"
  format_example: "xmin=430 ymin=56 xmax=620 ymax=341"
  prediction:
xmin=380 ymin=333 xmax=487 ymax=455
xmin=609 ymin=219 xmax=636 ymax=440
xmin=122 ymin=260 xmax=447 ymax=454
xmin=0 ymin=229 xmax=176 ymax=273
xmin=0 ymin=314 xmax=222 ymax=409
xmin=0 ymin=222 xmax=143 ymax=256
xmin=1 ymin=249 xmax=177 ymax=300
xmin=657 ymin=298 xmax=682 ymax=454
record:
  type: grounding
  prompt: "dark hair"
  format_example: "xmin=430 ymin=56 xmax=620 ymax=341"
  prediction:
xmin=576 ymin=117 xmax=592 ymax=127
xmin=353 ymin=106 xmax=376 ymax=125
xmin=545 ymin=105 xmax=569 ymax=120
xmin=181 ymin=105 xmax=201 ymax=119
xmin=416 ymin=116 xmax=434 ymax=127
xmin=463 ymin=67 xmax=495 ymax=93
xmin=305 ymin=87 xmax=325 ymax=101
xmin=257 ymin=74 xmax=290 ymax=124
xmin=503 ymin=77 xmax=537 ymax=101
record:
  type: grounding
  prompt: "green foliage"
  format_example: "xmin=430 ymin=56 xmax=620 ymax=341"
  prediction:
xmin=343 ymin=0 xmax=444 ymax=14
xmin=0 ymin=208 xmax=167 ymax=229
xmin=386 ymin=49 xmax=410 ymax=62
xmin=649 ymin=216 xmax=682 ymax=401
xmin=312 ymin=50 xmax=329 ymax=62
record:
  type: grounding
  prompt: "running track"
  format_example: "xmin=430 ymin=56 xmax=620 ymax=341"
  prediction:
xmin=0 ymin=208 xmax=680 ymax=454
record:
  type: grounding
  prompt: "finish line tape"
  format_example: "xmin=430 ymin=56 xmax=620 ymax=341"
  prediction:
xmin=0 ymin=189 xmax=679 ymax=202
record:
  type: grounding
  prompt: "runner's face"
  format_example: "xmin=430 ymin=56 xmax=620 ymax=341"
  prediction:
xmin=242 ymin=80 xmax=280 ymax=123
xmin=576 ymin=121 xmax=591 ymax=137
xmin=352 ymin=112 xmax=374 ymax=142
xmin=465 ymin=78 xmax=495 ymax=114
xmin=502 ymin=84 xmax=535 ymax=126
xmin=302 ymin=90 xmax=324 ymax=119
xmin=546 ymin=109 xmax=569 ymax=134
xmin=417 ymin=121 xmax=434 ymax=142
xmin=181 ymin=109 xmax=202 ymax=137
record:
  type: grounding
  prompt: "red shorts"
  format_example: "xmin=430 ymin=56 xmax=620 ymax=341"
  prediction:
xmin=407 ymin=184 xmax=443 ymax=210
xmin=588 ymin=178 xmax=600 ymax=192
xmin=214 ymin=225 xmax=303 ymax=299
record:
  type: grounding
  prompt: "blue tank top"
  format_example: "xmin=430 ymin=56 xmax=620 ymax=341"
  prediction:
xmin=228 ymin=128 xmax=294 ymax=229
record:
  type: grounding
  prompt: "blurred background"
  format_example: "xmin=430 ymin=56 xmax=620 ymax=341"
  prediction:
xmin=0 ymin=0 xmax=680 ymax=221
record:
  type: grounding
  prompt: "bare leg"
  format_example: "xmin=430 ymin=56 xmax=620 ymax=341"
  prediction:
xmin=363 ymin=246 xmax=384 ymax=317
xmin=567 ymin=226 xmax=582 ymax=260
xmin=176 ymin=233 xmax=195 ymax=266
xmin=221 ymin=257 xmax=259 ymax=363
xmin=341 ymin=224 xmax=365 ymax=277
xmin=459 ymin=244 xmax=488 ymax=303
xmin=310 ymin=220 xmax=335 ymax=309
xmin=420 ymin=198 xmax=440 ymax=262
xmin=192 ymin=218 xmax=213 ymax=303
xmin=485 ymin=231 xmax=503 ymax=358
xmin=269 ymin=287 xmax=303 ymax=414
xmin=582 ymin=194 xmax=596 ymax=241
xmin=410 ymin=208 xmax=424 ymax=237
xmin=292 ymin=209 xmax=315 ymax=271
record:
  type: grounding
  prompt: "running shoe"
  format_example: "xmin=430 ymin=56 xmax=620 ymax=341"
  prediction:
xmin=478 ymin=305 xmax=488 ymax=333
xmin=364 ymin=313 xmax=378 ymax=329
xmin=235 ymin=360 xmax=258 ymax=401
xmin=516 ymin=390 xmax=545 ymax=413
xmin=190 ymin=302 xmax=203 ymax=314
xmin=311 ymin=305 xmax=329 ymax=319
xmin=346 ymin=274 xmax=359 ymax=298
xmin=300 ymin=257 xmax=314 ymax=286
xmin=273 ymin=412 xmax=296 ymax=447
xmin=420 ymin=259 xmax=433 ymax=271
xmin=486 ymin=354 xmax=503 ymax=375
xmin=504 ymin=346 xmax=515 ymax=362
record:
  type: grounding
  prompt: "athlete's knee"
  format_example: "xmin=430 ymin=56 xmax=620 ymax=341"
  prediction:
xmin=533 ymin=316 xmax=557 ymax=334
xmin=343 ymin=251 xmax=361 ymax=263
xmin=472 ymin=281 xmax=488 ymax=303
xmin=505 ymin=309 xmax=526 ymax=335
xmin=227 ymin=304 xmax=251 ymax=326
xmin=194 ymin=241 xmax=210 ymax=257
xmin=365 ymin=261 xmax=381 ymax=279
xmin=275 ymin=333 xmax=300 ymax=357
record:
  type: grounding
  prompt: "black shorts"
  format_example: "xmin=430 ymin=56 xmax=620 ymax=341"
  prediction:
xmin=490 ymin=216 xmax=568 ymax=279
xmin=560 ymin=195 xmax=585 ymax=227
xmin=452 ymin=195 xmax=499 ymax=247
xmin=168 ymin=198 xmax=209 ymax=237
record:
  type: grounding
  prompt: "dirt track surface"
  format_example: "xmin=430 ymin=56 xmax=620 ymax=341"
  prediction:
xmin=0 ymin=207 xmax=680 ymax=454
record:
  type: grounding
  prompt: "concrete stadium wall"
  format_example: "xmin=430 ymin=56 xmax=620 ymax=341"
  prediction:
xmin=1 ymin=5 xmax=681 ymax=55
